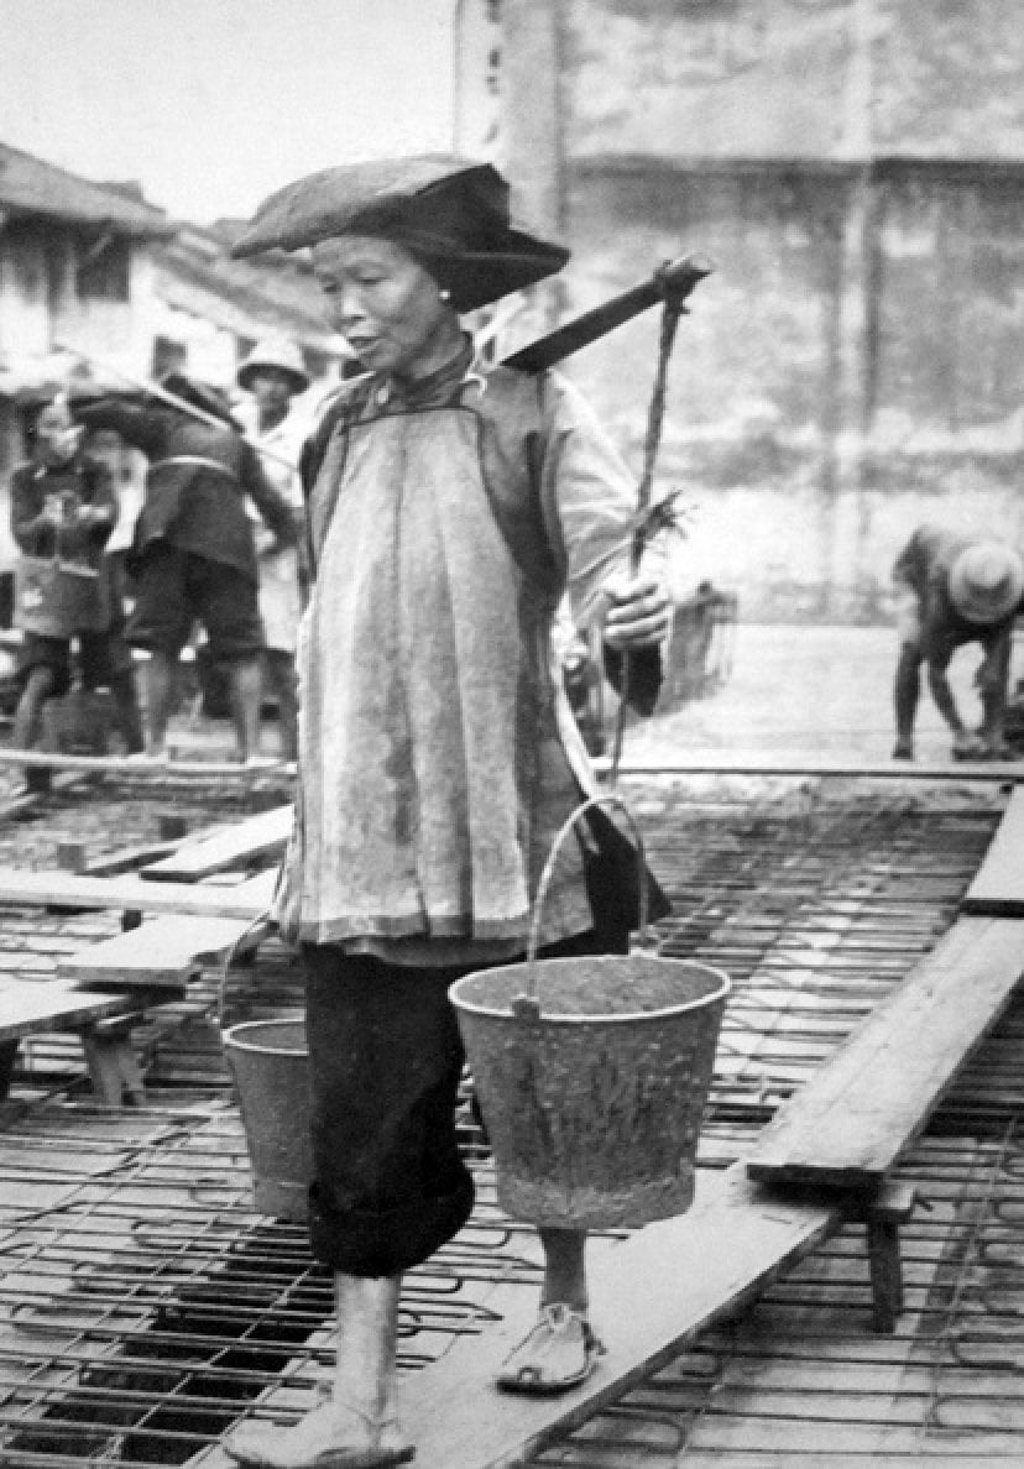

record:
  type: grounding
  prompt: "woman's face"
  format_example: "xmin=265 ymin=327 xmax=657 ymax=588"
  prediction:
xmin=311 ymin=236 xmax=460 ymax=379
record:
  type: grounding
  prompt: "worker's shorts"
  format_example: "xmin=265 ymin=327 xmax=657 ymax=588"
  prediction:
xmin=303 ymin=928 xmax=621 ymax=1278
xmin=127 ymin=546 xmax=262 ymax=662
xmin=17 ymin=629 xmax=134 ymax=699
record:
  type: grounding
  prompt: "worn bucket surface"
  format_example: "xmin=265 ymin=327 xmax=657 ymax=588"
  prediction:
xmin=450 ymin=955 xmax=730 ymax=1229
xmin=223 ymin=1019 xmax=311 ymax=1222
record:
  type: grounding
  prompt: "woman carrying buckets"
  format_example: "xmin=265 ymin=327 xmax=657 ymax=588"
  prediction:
xmin=224 ymin=155 xmax=673 ymax=1469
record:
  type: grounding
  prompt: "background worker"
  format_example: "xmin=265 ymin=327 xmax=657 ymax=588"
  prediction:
xmin=223 ymin=154 xmax=672 ymax=1469
xmin=235 ymin=338 xmax=312 ymax=765
xmin=892 ymin=522 xmax=1024 ymax=761
xmin=9 ymin=397 xmax=144 ymax=791
xmin=76 ymin=376 xmax=295 ymax=763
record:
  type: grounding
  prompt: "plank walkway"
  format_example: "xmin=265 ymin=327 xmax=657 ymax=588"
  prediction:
xmin=0 ymin=865 xmax=276 ymax=919
xmin=961 ymin=785 xmax=1024 ymax=915
xmin=141 ymin=804 xmax=292 ymax=883
xmin=58 ymin=914 xmax=270 ymax=991
xmin=746 ymin=915 xmax=1024 ymax=1188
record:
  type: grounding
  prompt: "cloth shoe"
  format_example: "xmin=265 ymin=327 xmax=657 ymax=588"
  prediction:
xmin=223 ymin=1399 xmax=414 ymax=1469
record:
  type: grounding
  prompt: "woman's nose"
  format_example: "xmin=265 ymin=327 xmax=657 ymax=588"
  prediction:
xmin=336 ymin=285 xmax=369 ymax=332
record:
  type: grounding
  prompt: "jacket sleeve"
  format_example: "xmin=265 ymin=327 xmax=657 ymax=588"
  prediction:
xmin=10 ymin=467 xmax=49 ymax=555
xmin=536 ymin=371 xmax=667 ymax=716
xmin=240 ymin=442 xmax=297 ymax=546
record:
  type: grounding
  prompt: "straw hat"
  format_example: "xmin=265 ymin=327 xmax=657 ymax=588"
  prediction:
xmin=237 ymin=337 xmax=310 ymax=395
xmin=947 ymin=542 xmax=1024 ymax=624
xmin=230 ymin=154 xmax=570 ymax=313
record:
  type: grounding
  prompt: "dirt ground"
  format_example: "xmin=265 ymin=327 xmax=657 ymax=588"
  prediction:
xmin=632 ymin=621 xmax=1024 ymax=767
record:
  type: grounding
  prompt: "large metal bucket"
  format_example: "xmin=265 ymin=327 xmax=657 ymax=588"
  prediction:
xmin=222 ymin=1019 xmax=311 ymax=1222
xmin=449 ymin=796 xmax=730 ymax=1229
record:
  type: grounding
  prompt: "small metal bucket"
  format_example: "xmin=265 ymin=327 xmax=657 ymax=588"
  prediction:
xmin=449 ymin=796 xmax=730 ymax=1229
xmin=222 ymin=1018 xmax=311 ymax=1222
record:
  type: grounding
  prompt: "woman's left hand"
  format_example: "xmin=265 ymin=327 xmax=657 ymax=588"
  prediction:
xmin=601 ymin=575 xmax=671 ymax=650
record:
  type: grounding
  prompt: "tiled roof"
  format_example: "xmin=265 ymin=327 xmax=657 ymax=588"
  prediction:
xmin=0 ymin=141 xmax=174 ymax=237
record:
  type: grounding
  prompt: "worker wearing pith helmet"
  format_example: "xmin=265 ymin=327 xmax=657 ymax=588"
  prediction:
xmin=892 ymin=524 xmax=1024 ymax=762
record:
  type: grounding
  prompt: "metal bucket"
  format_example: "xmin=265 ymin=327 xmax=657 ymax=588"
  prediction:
xmin=449 ymin=796 xmax=730 ymax=1229
xmin=222 ymin=1019 xmax=311 ymax=1222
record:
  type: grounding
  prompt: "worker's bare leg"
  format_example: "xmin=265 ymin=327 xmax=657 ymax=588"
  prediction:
xmin=109 ymin=670 xmax=145 ymax=755
xmin=13 ymin=665 xmax=56 ymax=753
xmin=227 ymin=656 xmax=263 ymax=763
xmin=978 ymin=637 xmax=1012 ymax=758
xmin=496 ymin=1227 xmax=604 ymax=1393
xmin=144 ymin=651 xmax=179 ymax=759
xmin=263 ymin=649 xmax=299 ymax=762
xmin=11 ymin=666 xmax=56 ymax=793
xmin=893 ymin=642 xmax=921 ymax=758
xmin=224 ymin=1273 xmax=411 ymax=1468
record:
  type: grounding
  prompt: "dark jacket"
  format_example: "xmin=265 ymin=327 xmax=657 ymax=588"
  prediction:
xmin=76 ymin=401 xmax=295 ymax=582
xmin=11 ymin=457 xmax=117 ymax=568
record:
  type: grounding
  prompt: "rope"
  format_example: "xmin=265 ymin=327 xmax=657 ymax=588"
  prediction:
xmin=610 ymin=267 xmax=690 ymax=779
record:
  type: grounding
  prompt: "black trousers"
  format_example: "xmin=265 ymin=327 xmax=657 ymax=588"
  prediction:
xmin=303 ymin=929 xmax=621 ymax=1278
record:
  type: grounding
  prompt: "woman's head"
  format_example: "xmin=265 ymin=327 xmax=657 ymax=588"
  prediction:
xmin=312 ymin=235 xmax=462 ymax=380
xmin=232 ymin=155 xmax=569 ymax=316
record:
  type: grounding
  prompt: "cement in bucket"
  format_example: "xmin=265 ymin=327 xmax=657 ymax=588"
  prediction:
xmin=223 ymin=1019 xmax=311 ymax=1222
xmin=449 ymin=793 xmax=730 ymax=1230
xmin=450 ymin=953 xmax=729 ymax=1229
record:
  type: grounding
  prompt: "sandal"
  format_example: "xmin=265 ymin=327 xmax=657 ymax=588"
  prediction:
xmin=496 ymin=1303 xmax=605 ymax=1395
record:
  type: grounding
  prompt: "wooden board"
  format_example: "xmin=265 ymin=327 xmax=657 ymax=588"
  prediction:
xmin=57 ymin=914 xmax=270 ymax=991
xmin=0 ymin=866 xmax=276 ymax=919
xmin=400 ymin=1164 xmax=841 ymax=1469
xmin=605 ymin=754 xmax=1024 ymax=783
xmin=0 ymin=978 xmax=139 ymax=1043
xmin=746 ymin=915 xmax=1024 ymax=1189
xmin=141 ymin=805 xmax=292 ymax=883
xmin=961 ymin=786 xmax=1024 ymax=915
xmin=0 ymin=747 xmax=289 ymax=779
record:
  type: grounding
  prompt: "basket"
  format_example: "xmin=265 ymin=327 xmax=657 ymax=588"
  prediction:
xmin=13 ymin=555 xmax=109 ymax=637
xmin=449 ymin=795 xmax=730 ymax=1229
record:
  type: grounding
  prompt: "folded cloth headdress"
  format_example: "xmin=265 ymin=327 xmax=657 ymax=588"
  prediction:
xmin=230 ymin=154 xmax=570 ymax=313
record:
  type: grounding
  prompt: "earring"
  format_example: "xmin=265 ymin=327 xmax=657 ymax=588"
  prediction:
xmin=439 ymin=289 xmax=451 ymax=302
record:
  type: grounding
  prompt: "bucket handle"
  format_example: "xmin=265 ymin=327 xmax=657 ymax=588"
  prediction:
xmin=522 ymin=793 xmax=649 ymax=1012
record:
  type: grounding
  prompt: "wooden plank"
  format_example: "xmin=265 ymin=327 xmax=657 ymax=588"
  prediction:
xmin=605 ymin=754 xmax=1024 ymax=782
xmin=57 ymin=914 xmax=270 ymax=991
xmin=141 ymin=805 xmax=292 ymax=883
xmin=746 ymin=915 xmax=1024 ymax=1189
xmin=961 ymin=786 xmax=1024 ymax=915
xmin=0 ymin=747 xmax=289 ymax=778
xmin=0 ymin=979 xmax=138 ymax=1043
xmin=0 ymin=866 xmax=276 ymax=919
xmin=399 ymin=1164 xmax=842 ymax=1469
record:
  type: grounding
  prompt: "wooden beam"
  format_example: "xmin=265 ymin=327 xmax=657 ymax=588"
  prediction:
xmin=0 ymin=747 xmax=289 ymax=779
xmin=746 ymin=915 xmax=1024 ymax=1189
xmin=600 ymin=755 xmax=1024 ymax=782
xmin=960 ymin=786 xmax=1024 ymax=915
xmin=58 ymin=914 xmax=270 ymax=991
xmin=0 ymin=978 xmax=141 ymax=1044
xmin=0 ymin=866 xmax=276 ymax=919
xmin=399 ymin=1164 xmax=841 ymax=1468
xmin=141 ymin=805 xmax=292 ymax=883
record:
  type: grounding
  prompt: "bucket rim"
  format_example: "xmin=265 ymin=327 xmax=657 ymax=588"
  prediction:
xmin=449 ymin=956 xmax=731 ymax=1025
xmin=222 ymin=1017 xmax=307 ymax=1055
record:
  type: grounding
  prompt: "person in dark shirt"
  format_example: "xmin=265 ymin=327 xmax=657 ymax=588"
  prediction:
xmin=892 ymin=523 xmax=1024 ymax=761
xmin=9 ymin=398 xmax=144 ymax=788
xmin=77 ymin=376 xmax=296 ymax=763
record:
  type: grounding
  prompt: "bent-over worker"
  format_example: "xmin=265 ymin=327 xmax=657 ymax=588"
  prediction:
xmin=892 ymin=523 xmax=1024 ymax=762
xmin=76 ymin=377 xmax=296 ymax=763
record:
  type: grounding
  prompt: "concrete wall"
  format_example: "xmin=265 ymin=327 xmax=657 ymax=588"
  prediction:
xmin=501 ymin=0 xmax=1024 ymax=620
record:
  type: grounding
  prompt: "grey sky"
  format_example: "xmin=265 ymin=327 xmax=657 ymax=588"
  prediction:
xmin=0 ymin=0 xmax=456 ymax=224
